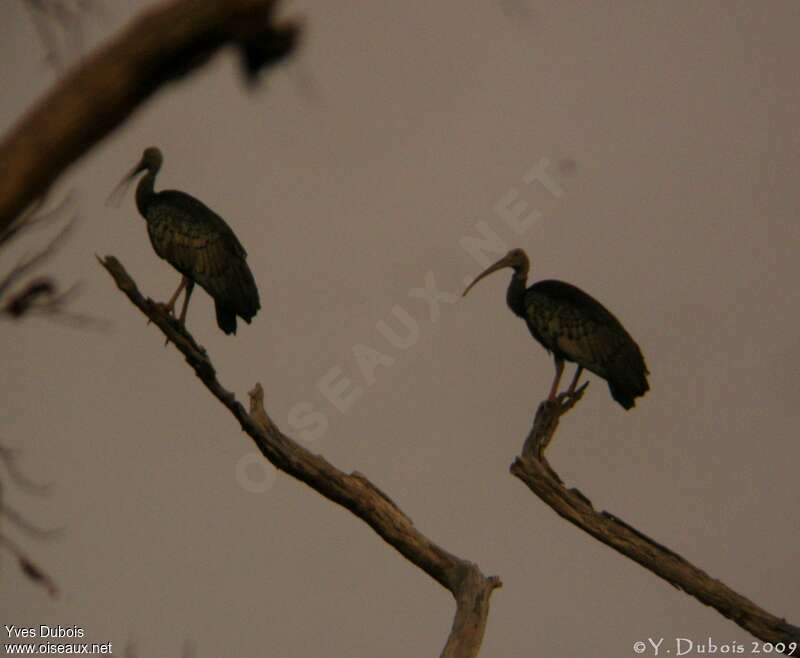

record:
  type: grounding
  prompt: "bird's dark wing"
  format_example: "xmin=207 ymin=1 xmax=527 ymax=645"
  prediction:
xmin=156 ymin=191 xmax=248 ymax=255
xmin=146 ymin=191 xmax=260 ymax=322
xmin=525 ymin=280 xmax=649 ymax=405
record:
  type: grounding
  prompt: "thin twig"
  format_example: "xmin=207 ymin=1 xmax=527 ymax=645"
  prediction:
xmin=0 ymin=437 xmax=58 ymax=596
xmin=0 ymin=192 xmax=75 ymax=248
xmin=2 ymin=503 xmax=63 ymax=540
xmin=0 ymin=533 xmax=58 ymax=597
xmin=0 ymin=216 xmax=75 ymax=299
xmin=0 ymin=444 xmax=51 ymax=495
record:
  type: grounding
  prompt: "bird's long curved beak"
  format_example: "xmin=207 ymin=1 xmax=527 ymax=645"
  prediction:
xmin=105 ymin=157 xmax=146 ymax=208
xmin=462 ymin=255 xmax=512 ymax=297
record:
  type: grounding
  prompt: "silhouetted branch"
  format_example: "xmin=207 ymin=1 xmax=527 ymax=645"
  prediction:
xmin=0 ymin=534 xmax=58 ymax=597
xmin=2 ymin=502 xmax=61 ymax=540
xmin=0 ymin=216 xmax=74 ymax=299
xmin=99 ymin=255 xmax=501 ymax=658
xmin=0 ymin=191 xmax=76 ymax=250
xmin=0 ymin=446 xmax=49 ymax=496
xmin=0 ymin=194 xmax=109 ymax=327
xmin=0 ymin=204 xmax=93 ymax=324
xmin=0 ymin=0 xmax=301 ymax=231
xmin=510 ymin=399 xmax=800 ymax=654
xmin=0 ymin=440 xmax=58 ymax=598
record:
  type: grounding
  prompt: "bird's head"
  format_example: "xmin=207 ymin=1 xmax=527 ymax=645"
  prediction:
xmin=106 ymin=146 xmax=163 ymax=207
xmin=138 ymin=147 xmax=163 ymax=173
xmin=462 ymin=248 xmax=530 ymax=297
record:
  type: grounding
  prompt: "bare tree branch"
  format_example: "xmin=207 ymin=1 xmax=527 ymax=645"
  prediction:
xmin=0 ymin=444 xmax=51 ymax=496
xmin=0 ymin=0 xmax=301 ymax=232
xmin=99 ymin=255 xmax=502 ymax=658
xmin=0 ymin=216 xmax=75 ymax=300
xmin=510 ymin=397 xmax=800 ymax=654
xmin=1 ymin=502 xmax=62 ymax=541
xmin=0 ymin=440 xmax=58 ymax=598
xmin=0 ymin=533 xmax=58 ymax=597
xmin=0 ymin=200 xmax=101 ymax=326
xmin=0 ymin=192 xmax=74 ymax=249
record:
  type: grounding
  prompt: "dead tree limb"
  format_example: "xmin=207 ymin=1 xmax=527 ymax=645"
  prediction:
xmin=0 ymin=0 xmax=301 ymax=231
xmin=99 ymin=255 xmax=501 ymax=658
xmin=510 ymin=397 xmax=800 ymax=654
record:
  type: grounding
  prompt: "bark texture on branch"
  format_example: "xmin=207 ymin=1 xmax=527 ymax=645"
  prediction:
xmin=0 ymin=0 xmax=300 ymax=231
xmin=511 ymin=397 xmax=800 ymax=654
xmin=99 ymin=255 xmax=501 ymax=658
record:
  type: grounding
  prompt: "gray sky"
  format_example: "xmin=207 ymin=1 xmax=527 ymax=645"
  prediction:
xmin=2 ymin=2 xmax=799 ymax=656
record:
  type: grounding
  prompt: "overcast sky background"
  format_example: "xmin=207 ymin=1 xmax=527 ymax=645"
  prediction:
xmin=2 ymin=2 xmax=799 ymax=656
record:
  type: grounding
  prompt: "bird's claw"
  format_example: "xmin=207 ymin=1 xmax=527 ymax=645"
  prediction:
xmin=155 ymin=301 xmax=176 ymax=317
xmin=556 ymin=381 xmax=589 ymax=406
xmin=148 ymin=301 xmax=181 ymax=346
xmin=148 ymin=302 xmax=174 ymax=324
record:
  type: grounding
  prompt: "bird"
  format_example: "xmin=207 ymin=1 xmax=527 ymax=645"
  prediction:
xmin=462 ymin=248 xmax=649 ymax=409
xmin=112 ymin=147 xmax=260 ymax=335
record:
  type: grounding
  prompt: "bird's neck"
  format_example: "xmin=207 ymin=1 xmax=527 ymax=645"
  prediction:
xmin=506 ymin=271 xmax=528 ymax=318
xmin=135 ymin=169 xmax=157 ymax=216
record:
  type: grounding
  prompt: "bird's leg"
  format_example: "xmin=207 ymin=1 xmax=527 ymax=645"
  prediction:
xmin=177 ymin=280 xmax=195 ymax=326
xmin=162 ymin=276 xmax=188 ymax=316
xmin=547 ymin=358 xmax=565 ymax=401
xmin=565 ymin=366 xmax=584 ymax=396
xmin=156 ymin=276 xmax=190 ymax=347
xmin=148 ymin=276 xmax=185 ymax=327
xmin=163 ymin=279 xmax=195 ymax=346
xmin=557 ymin=365 xmax=590 ymax=408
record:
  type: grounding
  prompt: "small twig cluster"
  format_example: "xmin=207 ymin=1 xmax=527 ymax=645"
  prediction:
xmin=0 ymin=442 xmax=58 ymax=597
xmin=0 ymin=194 xmax=106 ymax=327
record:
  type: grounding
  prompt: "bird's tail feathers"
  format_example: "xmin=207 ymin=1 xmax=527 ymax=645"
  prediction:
xmin=215 ymin=301 xmax=237 ymax=335
xmin=608 ymin=350 xmax=650 ymax=410
xmin=230 ymin=261 xmax=260 ymax=322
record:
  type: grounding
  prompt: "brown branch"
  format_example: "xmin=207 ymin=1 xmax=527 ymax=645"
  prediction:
xmin=510 ymin=398 xmax=800 ymax=654
xmin=0 ymin=0 xmax=301 ymax=231
xmin=99 ymin=255 xmax=502 ymax=658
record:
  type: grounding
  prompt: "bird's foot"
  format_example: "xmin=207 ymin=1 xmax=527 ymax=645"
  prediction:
xmin=156 ymin=301 xmax=177 ymax=317
xmin=148 ymin=301 xmax=175 ymax=326
xmin=556 ymin=381 xmax=589 ymax=410
xmin=161 ymin=317 xmax=188 ymax=347
xmin=148 ymin=301 xmax=183 ymax=346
